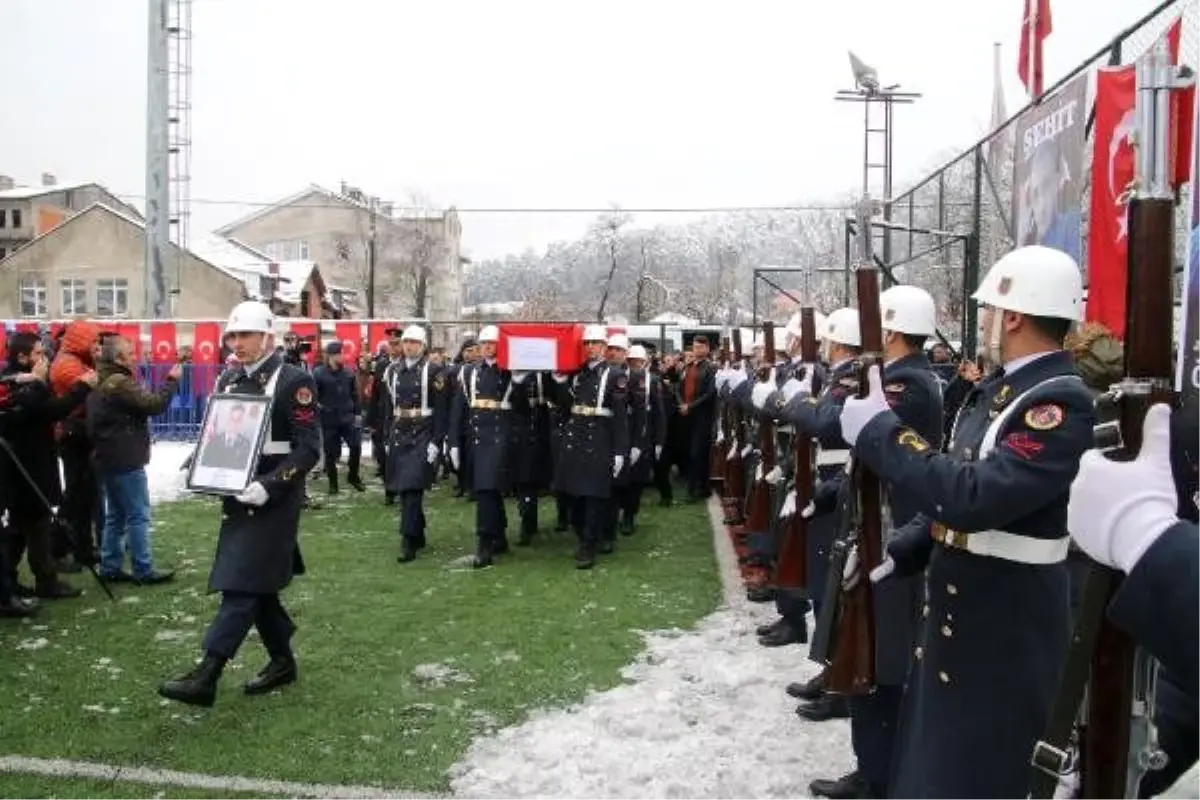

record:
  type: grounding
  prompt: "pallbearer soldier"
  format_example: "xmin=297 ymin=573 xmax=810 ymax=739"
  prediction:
xmin=510 ymin=368 xmax=553 ymax=546
xmin=380 ymin=325 xmax=449 ymax=563
xmin=449 ymin=325 xmax=515 ymax=568
xmin=550 ymin=324 xmax=629 ymax=569
xmin=621 ymin=344 xmax=664 ymax=534
xmin=449 ymin=336 xmax=480 ymax=499
xmin=808 ymin=285 xmax=944 ymax=799
xmin=365 ymin=327 xmax=402 ymax=502
xmin=604 ymin=333 xmax=637 ymax=545
xmin=159 ymin=301 xmax=321 ymax=707
xmin=838 ymin=246 xmax=1094 ymax=798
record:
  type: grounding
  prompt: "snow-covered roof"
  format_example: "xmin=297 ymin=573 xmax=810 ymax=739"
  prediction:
xmin=274 ymin=260 xmax=318 ymax=303
xmin=462 ymin=301 xmax=524 ymax=317
xmin=648 ymin=311 xmax=699 ymax=326
xmin=0 ymin=181 xmax=93 ymax=200
xmin=190 ymin=234 xmax=297 ymax=300
xmin=215 ymin=183 xmax=452 ymax=235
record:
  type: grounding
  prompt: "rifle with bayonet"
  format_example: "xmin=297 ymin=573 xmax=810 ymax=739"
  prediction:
xmin=710 ymin=336 xmax=732 ymax=491
xmin=744 ymin=323 xmax=778 ymax=534
xmin=819 ymin=197 xmax=884 ymax=696
xmin=774 ymin=308 xmax=820 ymax=590
xmin=723 ymin=329 xmax=747 ymax=524
xmin=1030 ymin=43 xmax=1184 ymax=800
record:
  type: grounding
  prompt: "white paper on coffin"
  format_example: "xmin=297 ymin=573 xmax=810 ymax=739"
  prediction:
xmin=507 ymin=337 xmax=559 ymax=371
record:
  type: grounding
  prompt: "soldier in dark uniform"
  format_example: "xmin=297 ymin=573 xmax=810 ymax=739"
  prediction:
xmin=549 ymin=324 xmax=629 ymax=569
xmin=603 ymin=333 xmax=638 ymax=545
xmin=379 ymin=325 xmax=448 ymax=563
xmin=510 ymin=369 xmax=553 ymax=546
xmin=654 ymin=351 xmax=683 ymax=505
xmin=365 ymin=330 xmax=402 ymax=501
xmin=621 ymin=344 xmax=664 ymax=535
xmin=448 ymin=326 xmax=515 ymax=568
xmin=312 ymin=341 xmax=364 ymax=494
xmin=807 ymin=286 xmax=945 ymax=800
xmin=159 ymin=301 xmax=321 ymax=707
xmin=678 ymin=336 xmax=716 ymax=501
xmin=451 ymin=337 xmax=481 ymax=500
xmin=839 ymin=246 xmax=1095 ymax=798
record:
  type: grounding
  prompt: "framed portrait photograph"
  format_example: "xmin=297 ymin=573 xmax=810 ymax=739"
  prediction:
xmin=186 ymin=394 xmax=273 ymax=495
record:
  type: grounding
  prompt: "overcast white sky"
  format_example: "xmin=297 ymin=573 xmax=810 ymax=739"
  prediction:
xmin=0 ymin=0 xmax=1189 ymax=259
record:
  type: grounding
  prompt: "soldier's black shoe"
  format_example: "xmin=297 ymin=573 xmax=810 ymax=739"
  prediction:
xmin=493 ymin=538 xmax=510 ymax=555
xmin=554 ymin=520 xmax=569 ymax=533
xmin=598 ymin=540 xmax=615 ymax=555
xmin=575 ymin=543 xmax=596 ymax=569
xmin=13 ymin=582 xmax=35 ymax=598
xmin=158 ymin=653 xmax=225 ymax=707
xmin=244 ymin=655 xmax=297 ymax=695
xmin=384 ymin=492 xmax=396 ymax=506
xmin=758 ymin=622 xmax=804 ymax=647
xmin=746 ymin=586 xmax=777 ymax=603
xmin=786 ymin=670 xmax=827 ymax=700
xmin=36 ymin=580 xmax=81 ymax=600
xmin=619 ymin=518 xmax=635 ymax=536
xmin=347 ymin=476 xmax=366 ymax=492
xmin=755 ymin=618 xmax=785 ymax=637
xmin=133 ymin=569 xmax=175 ymax=586
xmin=398 ymin=540 xmax=417 ymax=563
xmin=795 ymin=695 xmax=850 ymax=722
xmin=809 ymin=770 xmax=871 ymax=799
xmin=327 ymin=476 xmax=339 ymax=495
xmin=517 ymin=530 xmax=535 ymax=546
xmin=0 ymin=596 xmax=39 ymax=618
xmin=472 ymin=542 xmax=494 ymax=569
xmin=452 ymin=488 xmax=465 ymax=498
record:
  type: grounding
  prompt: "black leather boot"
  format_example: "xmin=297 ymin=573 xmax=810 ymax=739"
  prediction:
xmin=158 ymin=653 xmax=226 ymax=707
xmin=397 ymin=538 xmax=417 ymax=563
xmin=244 ymin=654 xmax=297 ymax=695
xmin=786 ymin=668 xmax=828 ymax=700
xmin=574 ymin=542 xmax=597 ymax=570
xmin=809 ymin=770 xmax=872 ymax=799
xmin=327 ymin=471 xmax=339 ymax=495
xmin=796 ymin=694 xmax=851 ymax=722
xmin=472 ymin=540 xmax=494 ymax=569
xmin=347 ymin=474 xmax=365 ymax=492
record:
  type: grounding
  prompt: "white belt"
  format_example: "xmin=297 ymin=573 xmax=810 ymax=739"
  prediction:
xmin=777 ymin=425 xmax=794 ymax=434
xmin=935 ymin=526 xmax=1070 ymax=565
xmin=261 ymin=441 xmax=292 ymax=455
xmin=815 ymin=449 xmax=850 ymax=466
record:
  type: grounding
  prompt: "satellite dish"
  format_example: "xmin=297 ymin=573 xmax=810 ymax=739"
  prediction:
xmin=849 ymin=51 xmax=880 ymax=92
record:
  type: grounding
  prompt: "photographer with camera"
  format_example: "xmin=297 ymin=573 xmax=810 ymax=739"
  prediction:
xmin=2 ymin=331 xmax=97 ymax=601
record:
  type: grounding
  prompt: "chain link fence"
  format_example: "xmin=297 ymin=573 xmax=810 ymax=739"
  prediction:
xmin=883 ymin=0 xmax=1197 ymax=355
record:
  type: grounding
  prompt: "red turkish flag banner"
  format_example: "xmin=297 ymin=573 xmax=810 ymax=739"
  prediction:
xmin=117 ymin=324 xmax=142 ymax=360
xmin=496 ymin=323 xmax=585 ymax=372
xmin=335 ymin=322 xmax=363 ymax=363
xmin=290 ymin=322 xmax=319 ymax=366
xmin=15 ymin=322 xmax=38 ymax=334
xmin=0 ymin=328 xmax=7 ymax=361
xmin=50 ymin=322 xmax=65 ymax=341
xmin=1018 ymin=0 xmax=1052 ymax=98
xmin=150 ymin=323 xmax=177 ymax=363
xmin=367 ymin=322 xmax=396 ymax=355
xmin=192 ymin=322 xmax=221 ymax=365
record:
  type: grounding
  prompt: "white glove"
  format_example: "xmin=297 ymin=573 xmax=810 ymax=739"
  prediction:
xmin=426 ymin=442 xmax=440 ymax=464
xmin=1068 ymin=404 xmax=1178 ymax=573
xmin=551 ymin=372 xmax=569 ymax=384
xmin=779 ymin=489 xmax=797 ymax=519
xmin=630 ymin=447 xmax=641 ymax=465
xmin=800 ymin=501 xmax=816 ymax=519
xmin=715 ymin=368 xmax=730 ymax=392
xmin=727 ymin=370 xmax=748 ymax=391
xmin=655 ymin=445 xmax=663 ymax=459
xmin=764 ymin=465 xmax=783 ymax=485
xmin=511 ymin=370 xmax=528 ymax=382
xmin=612 ymin=455 xmax=625 ymax=477
xmin=235 ymin=481 xmax=269 ymax=507
xmin=751 ymin=381 xmax=774 ymax=410
xmin=869 ymin=558 xmax=895 ymax=583
xmin=842 ymin=544 xmax=861 ymax=590
xmin=754 ymin=463 xmax=763 ymax=482
xmin=741 ymin=443 xmax=753 ymax=459
xmin=780 ymin=377 xmax=804 ymax=404
xmin=715 ymin=426 xmax=725 ymax=445
xmin=727 ymin=438 xmax=739 ymax=460
xmin=839 ymin=364 xmax=889 ymax=446
xmin=450 ymin=447 xmax=461 ymax=470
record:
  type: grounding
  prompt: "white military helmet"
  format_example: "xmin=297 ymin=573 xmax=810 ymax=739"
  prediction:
xmin=582 ymin=324 xmax=608 ymax=342
xmin=478 ymin=325 xmax=500 ymax=343
xmin=225 ymin=300 xmax=274 ymax=335
xmin=401 ymin=325 xmax=427 ymax=345
xmin=628 ymin=344 xmax=648 ymax=360
xmin=972 ymin=245 xmax=1083 ymax=320
xmin=821 ymin=307 xmax=861 ymax=347
xmin=607 ymin=333 xmax=630 ymax=350
xmin=785 ymin=309 xmax=829 ymax=340
xmin=880 ymin=285 xmax=938 ymax=336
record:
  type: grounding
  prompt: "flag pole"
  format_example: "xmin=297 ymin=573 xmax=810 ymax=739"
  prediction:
xmin=1027 ymin=0 xmax=1038 ymax=99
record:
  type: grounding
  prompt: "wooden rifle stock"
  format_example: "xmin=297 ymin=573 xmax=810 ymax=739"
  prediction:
xmin=826 ymin=215 xmax=883 ymax=696
xmin=774 ymin=308 xmax=819 ymax=589
xmin=723 ymin=330 xmax=746 ymax=507
xmin=745 ymin=323 xmax=777 ymax=532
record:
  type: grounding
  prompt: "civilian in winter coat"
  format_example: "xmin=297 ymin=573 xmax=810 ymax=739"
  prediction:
xmin=2 ymin=332 xmax=95 ymax=599
xmin=87 ymin=335 xmax=179 ymax=585
xmin=313 ymin=342 xmax=363 ymax=493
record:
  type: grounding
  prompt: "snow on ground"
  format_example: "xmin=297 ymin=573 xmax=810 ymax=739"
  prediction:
xmin=142 ymin=444 xmax=1198 ymax=800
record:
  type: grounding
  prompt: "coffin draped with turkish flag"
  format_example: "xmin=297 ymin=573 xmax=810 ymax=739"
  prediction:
xmin=495 ymin=323 xmax=587 ymax=372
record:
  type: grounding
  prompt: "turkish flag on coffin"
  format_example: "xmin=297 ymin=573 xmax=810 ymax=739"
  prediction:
xmin=335 ymin=322 xmax=362 ymax=363
xmin=150 ymin=323 xmax=177 ymax=363
xmin=496 ymin=323 xmax=585 ymax=372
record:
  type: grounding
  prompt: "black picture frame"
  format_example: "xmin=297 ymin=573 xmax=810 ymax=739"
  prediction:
xmin=186 ymin=394 xmax=274 ymax=496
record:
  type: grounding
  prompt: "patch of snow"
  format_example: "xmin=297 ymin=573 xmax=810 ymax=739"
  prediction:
xmin=412 ymin=663 xmax=473 ymax=687
xmin=15 ymin=638 xmax=50 ymax=651
xmin=147 ymin=442 xmax=194 ymax=504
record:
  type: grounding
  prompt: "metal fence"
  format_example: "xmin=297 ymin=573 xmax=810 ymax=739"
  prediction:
xmin=877 ymin=0 xmax=1197 ymax=355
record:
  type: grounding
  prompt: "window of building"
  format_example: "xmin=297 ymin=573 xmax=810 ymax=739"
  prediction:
xmin=96 ymin=278 xmax=129 ymax=317
xmin=60 ymin=278 xmax=88 ymax=315
xmin=20 ymin=278 xmax=47 ymax=317
xmin=0 ymin=210 xmax=6 ymax=228
xmin=0 ymin=247 xmax=6 ymax=261
xmin=297 ymin=239 xmax=310 ymax=259
xmin=11 ymin=208 xmax=22 ymax=229
xmin=263 ymin=241 xmax=281 ymax=259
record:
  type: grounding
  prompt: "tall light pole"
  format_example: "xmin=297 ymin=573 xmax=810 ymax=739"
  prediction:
xmin=144 ymin=0 xmax=170 ymax=319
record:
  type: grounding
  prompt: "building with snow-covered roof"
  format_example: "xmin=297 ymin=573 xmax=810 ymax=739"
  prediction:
xmin=213 ymin=183 xmax=464 ymax=344
xmin=0 ymin=174 xmax=143 ymax=264
xmin=0 ymin=203 xmax=246 ymax=320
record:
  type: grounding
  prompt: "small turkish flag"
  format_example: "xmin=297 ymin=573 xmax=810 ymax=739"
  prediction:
xmin=192 ymin=322 xmax=221 ymax=365
xmin=335 ymin=322 xmax=362 ymax=363
xmin=1018 ymin=0 xmax=1052 ymax=99
xmin=150 ymin=323 xmax=177 ymax=363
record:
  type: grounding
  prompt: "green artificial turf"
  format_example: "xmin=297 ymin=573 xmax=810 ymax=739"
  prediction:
xmin=0 ymin=479 xmax=720 ymax=794
xmin=0 ymin=774 xmax=270 ymax=799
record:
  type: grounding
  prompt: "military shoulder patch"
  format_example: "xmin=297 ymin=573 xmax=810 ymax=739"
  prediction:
xmin=433 ymin=374 xmax=446 ymax=391
xmin=897 ymin=429 xmax=930 ymax=453
xmin=884 ymin=382 xmax=906 ymax=393
xmin=294 ymin=386 xmax=315 ymax=406
xmin=838 ymin=377 xmax=858 ymax=389
xmin=615 ymin=375 xmax=628 ymax=390
xmin=992 ymin=384 xmax=1013 ymax=409
xmin=1023 ymin=403 xmax=1064 ymax=431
